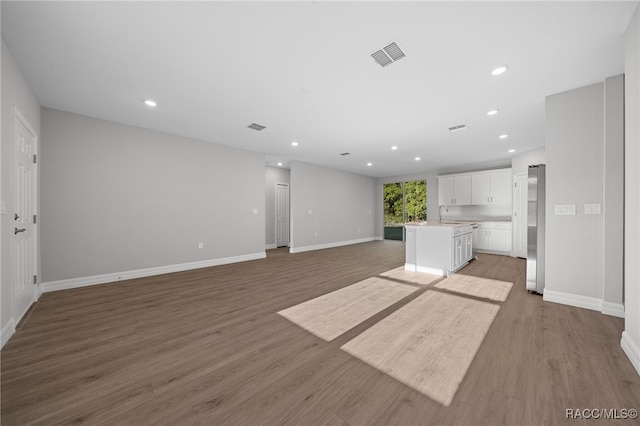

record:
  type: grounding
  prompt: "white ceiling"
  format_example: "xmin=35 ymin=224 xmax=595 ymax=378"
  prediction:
xmin=2 ymin=1 xmax=637 ymax=178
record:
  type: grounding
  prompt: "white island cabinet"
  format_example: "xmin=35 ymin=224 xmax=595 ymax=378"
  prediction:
xmin=405 ymin=223 xmax=474 ymax=276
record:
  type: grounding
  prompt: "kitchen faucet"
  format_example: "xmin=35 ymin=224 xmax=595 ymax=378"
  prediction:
xmin=439 ymin=204 xmax=449 ymax=224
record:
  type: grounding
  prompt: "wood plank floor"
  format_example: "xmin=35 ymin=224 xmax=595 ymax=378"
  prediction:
xmin=2 ymin=241 xmax=639 ymax=425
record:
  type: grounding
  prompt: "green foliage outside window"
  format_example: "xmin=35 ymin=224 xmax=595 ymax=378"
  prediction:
xmin=383 ymin=180 xmax=427 ymax=226
xmin=384 ymin=182 xmax=403 ymax=226
xmin=404 ymin=180 xmax=427 ymax=223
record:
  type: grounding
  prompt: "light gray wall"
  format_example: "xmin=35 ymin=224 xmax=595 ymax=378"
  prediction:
xmin=1 ymin=38 xmax=41 ymax=333
xmin=624 ymin=4 xmax=640 ymax=372
xmin=603 ymin=74 xmax=625 ymax=307
xmin=290 ymin=161 xmax=376 ymax=250
xmin=511 ymin=147 xmax=546 ymax=176
xmin=41 ymin=108 xmax=265 ymax=282
xmin=545 ymin=80 xmax=621 ymax=304
xmin=265 ymin=166 xmax=290 ymax=247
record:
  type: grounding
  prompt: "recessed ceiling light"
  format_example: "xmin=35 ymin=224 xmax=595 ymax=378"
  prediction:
xmin=277 ymin=162 xmax=283 ymax=167
xmin=487 ymin=109 xmax=499 ymax=116
xmin=499 ymin=134 xmax=509 ymax=139
xmin=391 ymin=146 xmax=398 ymax=150
xmin=366 ymin=162 xmax=373 ymax=167
xmin=508 ymin=149 xmax=516 ymax=153
xmin=144 ymin=99 xmax=157 ymax=107
xmin=415 ymin=157 xmax=421 ymax=161
xmin=491 ymin=65 xmax=508 ymax=76
xmin=291 ymin=141 xmax=299 ymax=147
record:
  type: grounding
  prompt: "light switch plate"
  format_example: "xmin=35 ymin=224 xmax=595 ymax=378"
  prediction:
xmin=554 ymin=204 xmax=576 ymax=215
xmin=252 ymin=208 xmax=258 ymax=214
xmin=584 ymin=203 xmax=601 ymax=215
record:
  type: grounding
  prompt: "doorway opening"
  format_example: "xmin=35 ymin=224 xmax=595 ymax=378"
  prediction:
xmin=383 ymin=180 xmax=427 ymax=241
xmin=275 ymin=183 xmax=290 ymax=248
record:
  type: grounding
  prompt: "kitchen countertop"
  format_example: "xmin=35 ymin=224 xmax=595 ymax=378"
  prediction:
xmin=405 ymin=221 xmax=477 ymax=228
xmin=441 ymin=216 xmax=512 ymax=222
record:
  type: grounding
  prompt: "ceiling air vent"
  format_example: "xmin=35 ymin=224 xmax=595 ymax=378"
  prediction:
xmin=371 ymin=41 xmax=407 ymax=68
xmin=448 ymin=124 xmax=468 ymax=132
xmin=248 ymin=123 xmax=266 ymax=131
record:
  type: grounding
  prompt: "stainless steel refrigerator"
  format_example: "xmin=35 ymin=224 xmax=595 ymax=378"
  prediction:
xmin=526 ymin=164 xmax=545 ymax=294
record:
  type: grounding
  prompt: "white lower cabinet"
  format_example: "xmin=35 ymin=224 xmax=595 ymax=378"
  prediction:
xmin=452 ymin=232 xmax=473 ymax=271
xmin=464 ymin=233 xmax=473 ymax=261
xmin=489 ymin=228 xmax=511 ymax=252
xmin=452 ymin=235 xmax=464 ymax=271
xmin=473 ymin=222 xmax=511 ymax=254
xmin=473 ymin=228 xmax=489 ymax=250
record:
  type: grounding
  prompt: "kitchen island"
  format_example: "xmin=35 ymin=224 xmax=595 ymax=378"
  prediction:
xmin=405 ymin=222 xmax=475 ymax=276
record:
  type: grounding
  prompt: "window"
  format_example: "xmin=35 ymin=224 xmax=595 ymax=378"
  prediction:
xmin=383 ymin=180 xmax=427 ymax=241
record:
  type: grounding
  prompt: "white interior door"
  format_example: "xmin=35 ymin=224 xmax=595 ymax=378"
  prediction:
xmin=513 ymin=173 xmax=528 ymax=258
xmin=12 ymin=111 xmax=38 ymax=322
xmin=275 ymin=183 xmax=290 ymax=247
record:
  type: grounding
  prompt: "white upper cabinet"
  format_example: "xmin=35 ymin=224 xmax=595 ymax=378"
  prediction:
xmin=454 ymin=175 xmax=472 ymax=205
xmin=440 ymin=168 xmax=512 ymax=206
xmin=471 ymin=169 xmax=512 ymax=204
xmin=471 ymin=173 xmax=491 ymax=204
xmin=490 ymin=170 xmax=512 ymax=203
xmin=439 ymin=176 xmax=455 ymax=205
xmin=438 ymin=175 xmax=471 ymax=205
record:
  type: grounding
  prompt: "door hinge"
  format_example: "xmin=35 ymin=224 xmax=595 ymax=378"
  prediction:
xmin=33 ymin=154 xmax=37 ymax=164
xmin=33 ymin=275 xmax=37 ymax=285
xmin=514 ymin=182 xmax=517 ymax=188
xmin=33 ymin=214 xmax=37 ymax=224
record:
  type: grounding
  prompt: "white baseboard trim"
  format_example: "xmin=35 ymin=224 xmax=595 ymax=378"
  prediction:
xmin=289 ymin=237 xmax=378 ymax=254
xmin=621 ymin=331 xmax=640 ymax=376
xmin=1 ymin=319 xmax=15 ymax=349
xmin=265 ymin=244 xmax=277 ymax=250
xmin=42 ymin=252 xmax=266 ymax=293
xmin=476 ymin=249 xmax=511 ymax=256
xmin=543 ymin=289 xmax=602 ymax=312
xmin=543 ymin=289 xmax=625 ymax=318
xmin=601 ymin=301 xmax=625 ymax=318
xmin=416 ymin=265 xmax=446 ymax=276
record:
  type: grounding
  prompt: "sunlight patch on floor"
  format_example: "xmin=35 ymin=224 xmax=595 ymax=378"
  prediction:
xmin=435 ymin=273 xmax=513 ymax=302
xmin=341 ymin=290 xmax=500 ymax=406
xmin=277 ymin=277 xmax=417 ymax=341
